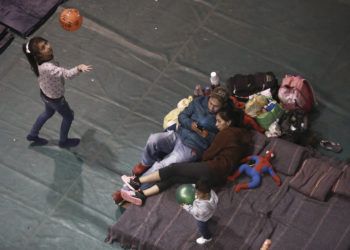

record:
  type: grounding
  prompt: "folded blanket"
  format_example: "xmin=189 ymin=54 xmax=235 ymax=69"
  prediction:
xmin=289 ymin=158 xmax=342 ymax=201
xmin=332 ymin=164 xmax=350 ymax=198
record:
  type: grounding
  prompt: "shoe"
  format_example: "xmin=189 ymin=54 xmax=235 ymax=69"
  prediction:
xmin=121 ymin=175 xmax=141 ymax=191
xmin=196 ymin=237 xmax=212 ymax=245
xmin=319 ymin=140 xmax=342 ymax=153
xmin=26 ymin=135 xmax=48 ymax=146
xmin=120 ymin=190 xmax=145 ymax=206
xmin=132 ymin=163 xmax=150 ymax=176
xmin=112 ymin=190 xmax=124 ymax=205
xmin=59 ymin=138 xmax=80 ymax=148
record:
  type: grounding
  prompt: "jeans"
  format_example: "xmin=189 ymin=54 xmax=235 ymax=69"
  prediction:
xmin=140 ymin=131 xmax=199 ymax=189
xmin=197 ymin=220 xmax=211 ymax=239
xmin=28 ymin=93 xmax=74 ymax=143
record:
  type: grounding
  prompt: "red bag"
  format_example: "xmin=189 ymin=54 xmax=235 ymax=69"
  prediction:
xmin=278 ymin=75 xmax=316 ymax=113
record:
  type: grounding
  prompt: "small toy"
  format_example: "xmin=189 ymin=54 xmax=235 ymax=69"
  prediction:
xmin=227 ymin=151 xmax=281 ymax=192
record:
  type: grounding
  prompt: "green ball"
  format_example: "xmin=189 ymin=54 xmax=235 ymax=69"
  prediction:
xmin=176 ymin=184 xmax=195 ymax=205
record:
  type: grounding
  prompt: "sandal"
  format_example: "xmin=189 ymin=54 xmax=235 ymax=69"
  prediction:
xmin=319 ymin=140 xmax=342 ymax=153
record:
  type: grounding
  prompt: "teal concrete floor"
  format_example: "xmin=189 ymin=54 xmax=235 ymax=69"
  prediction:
xmin=0 ymin=0 xmax=349 ymax=249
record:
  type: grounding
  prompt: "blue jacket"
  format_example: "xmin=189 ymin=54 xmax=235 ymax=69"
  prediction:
xmin=177 ymin=96 xmax=218 ymax=156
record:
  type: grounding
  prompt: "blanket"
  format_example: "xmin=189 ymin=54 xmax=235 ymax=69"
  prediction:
xmin=106 ymin=133 xmax=350 ymax=250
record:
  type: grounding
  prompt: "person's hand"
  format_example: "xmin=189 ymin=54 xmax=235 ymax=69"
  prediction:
xmin=77 ymin=64 xmax=93 ymax=72
xmin=191 ymin=122 xmax=199 ymax=131
xmin=191 ymin=122 xmax=208 ymax=137
xmin=198 ymin=129 xmax=209 ymax=138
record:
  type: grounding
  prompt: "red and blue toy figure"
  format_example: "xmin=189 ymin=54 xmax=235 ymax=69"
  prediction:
xmin=227 ymin=151 xmax=281 ymax=192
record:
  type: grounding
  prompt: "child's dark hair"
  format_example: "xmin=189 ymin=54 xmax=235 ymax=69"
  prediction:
xmin=195 ymin=178 xmax=211 ymax=194
xmin=217 ymin=105 xmax=244 ymax=127
xmin=22 ymin=37 xmax=52 ymax=77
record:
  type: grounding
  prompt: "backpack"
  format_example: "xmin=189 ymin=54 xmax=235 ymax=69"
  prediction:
xmin=225 ymin=72 xmax=278 ymax=101
xmin=279 ymin=109 xmax=309 ymax=144
xmin=277 ymin=75 xmax=316 ymax=113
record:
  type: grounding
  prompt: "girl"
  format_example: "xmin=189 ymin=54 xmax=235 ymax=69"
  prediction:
xmin=23 ymin=37 xmax=92 ymax=147
xmin=119 ymin=107 xmax=252 ymax=205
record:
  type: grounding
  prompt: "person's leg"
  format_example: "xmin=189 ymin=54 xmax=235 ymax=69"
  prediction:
xmin=120 ymin=183 xmax=161 ymax=206
xmin=159 ymin=162 xmax=211 ymax=181
xmin=142 ymin=185 xmax=160 ymax=196
xmin=196 ymin=220 xmax=212 ymax=243
xmin=132 ymin=131 xmax=178 ymax=176
xmin=140 ymin=136 xmax=199 ymax=184
xmin=141 ymin=131 xmax=178 ymax=166
xmin=147 ymin=163 xmax=211 ymax=194
xmin=54 ymin=98 xmax=79 ymax=147
xmin=139 ymin=171 xmax=161 ymax=183
xmin=27 ymin=101 xmax=55 ymax=145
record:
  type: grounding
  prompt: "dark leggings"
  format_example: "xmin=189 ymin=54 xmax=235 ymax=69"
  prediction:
xmin=156 ymin=162 xmax=221 ymax=192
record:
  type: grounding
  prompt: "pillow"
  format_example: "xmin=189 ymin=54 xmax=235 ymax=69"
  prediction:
xmin=261 ymin=138 xmax=309 ymax=176
xmin=289 ymin=158 xmax=342 ymax=201
xmin=332 ymin=164 xmax=350 ymax=198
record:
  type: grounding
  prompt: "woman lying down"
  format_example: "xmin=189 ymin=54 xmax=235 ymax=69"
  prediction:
xmin=120 ymin=106 xmax=253 ymax=206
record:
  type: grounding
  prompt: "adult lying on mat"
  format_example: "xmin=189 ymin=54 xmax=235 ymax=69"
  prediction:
xmin=120 ymin=108 xmax=252 ymax=205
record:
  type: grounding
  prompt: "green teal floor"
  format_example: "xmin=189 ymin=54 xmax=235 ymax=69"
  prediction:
xmin=0 ymin=0 xmax=349 ymax=249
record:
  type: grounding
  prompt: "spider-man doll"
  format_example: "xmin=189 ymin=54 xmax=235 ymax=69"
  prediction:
xmin=227 ymin=151 xmax=281 ymax=192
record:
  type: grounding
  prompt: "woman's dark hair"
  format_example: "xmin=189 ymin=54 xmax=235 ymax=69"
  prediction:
xmin=217 ymin=105 xmax=244 ymax=127
xmin=22 ymin=37 xmax=52 ymax=77
xmin=195 ymin=178 xmax=211 ymax=194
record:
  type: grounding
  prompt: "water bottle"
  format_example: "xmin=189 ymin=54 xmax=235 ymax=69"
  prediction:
xmin=210 ymin=72 xmax=220 ymax=88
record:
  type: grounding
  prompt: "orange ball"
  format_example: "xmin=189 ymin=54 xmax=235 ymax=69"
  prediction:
xmin=59 ymin=8 xmax=83 ymax=32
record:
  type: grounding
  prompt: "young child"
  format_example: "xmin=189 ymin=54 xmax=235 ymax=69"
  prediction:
xmin=23 ymin=37 xmax=92 ymax=147
xmin=182 ymin=179 xmax=218 ymax=245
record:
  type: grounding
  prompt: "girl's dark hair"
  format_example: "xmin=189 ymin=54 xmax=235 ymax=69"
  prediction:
xmin=195 ymin=178 xmax=211 ymax=194
xmin=217 ymin=104 xmax=244 ymax=127
xmin=22 ymin=37 xmax=52 ymax=77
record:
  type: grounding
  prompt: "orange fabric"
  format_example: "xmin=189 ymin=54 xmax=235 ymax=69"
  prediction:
xmin=229 ymin=96 xmax=265 ymax=133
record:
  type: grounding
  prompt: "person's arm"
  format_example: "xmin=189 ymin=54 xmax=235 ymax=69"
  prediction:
xmin=202 ymin=130 xmax=228 ymax=161
xmin=183 ymin=201 xmax=213 ymax=220
xmin=49 ymin=63 xmax=92 ymax=79
xmin=178 ymin=99 xmax=209 ymax=137
xmin=182 ymin=202 xmax=203 ymax=218
xmin=178 ymin=100 xmax=195 ymax=130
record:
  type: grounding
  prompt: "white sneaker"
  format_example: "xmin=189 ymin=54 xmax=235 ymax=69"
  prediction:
xmin=196 ymin=237 xmax=212 ymax=245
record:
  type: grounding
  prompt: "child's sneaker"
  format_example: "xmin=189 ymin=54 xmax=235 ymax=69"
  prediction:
xmin=121 ymin=175 xmax=141 ymax=191
xmin=120 ymin=190 xmax=146 ymax=206
xmin=59 ymin=138 xmax=80 ymax=148
xmin=196 ymin=237 xmax=212 ymax=245
xmin=26 ymin=135 xmax=48 ymax=146
xmin=132 ymin=163 xmax=150 ymax=176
